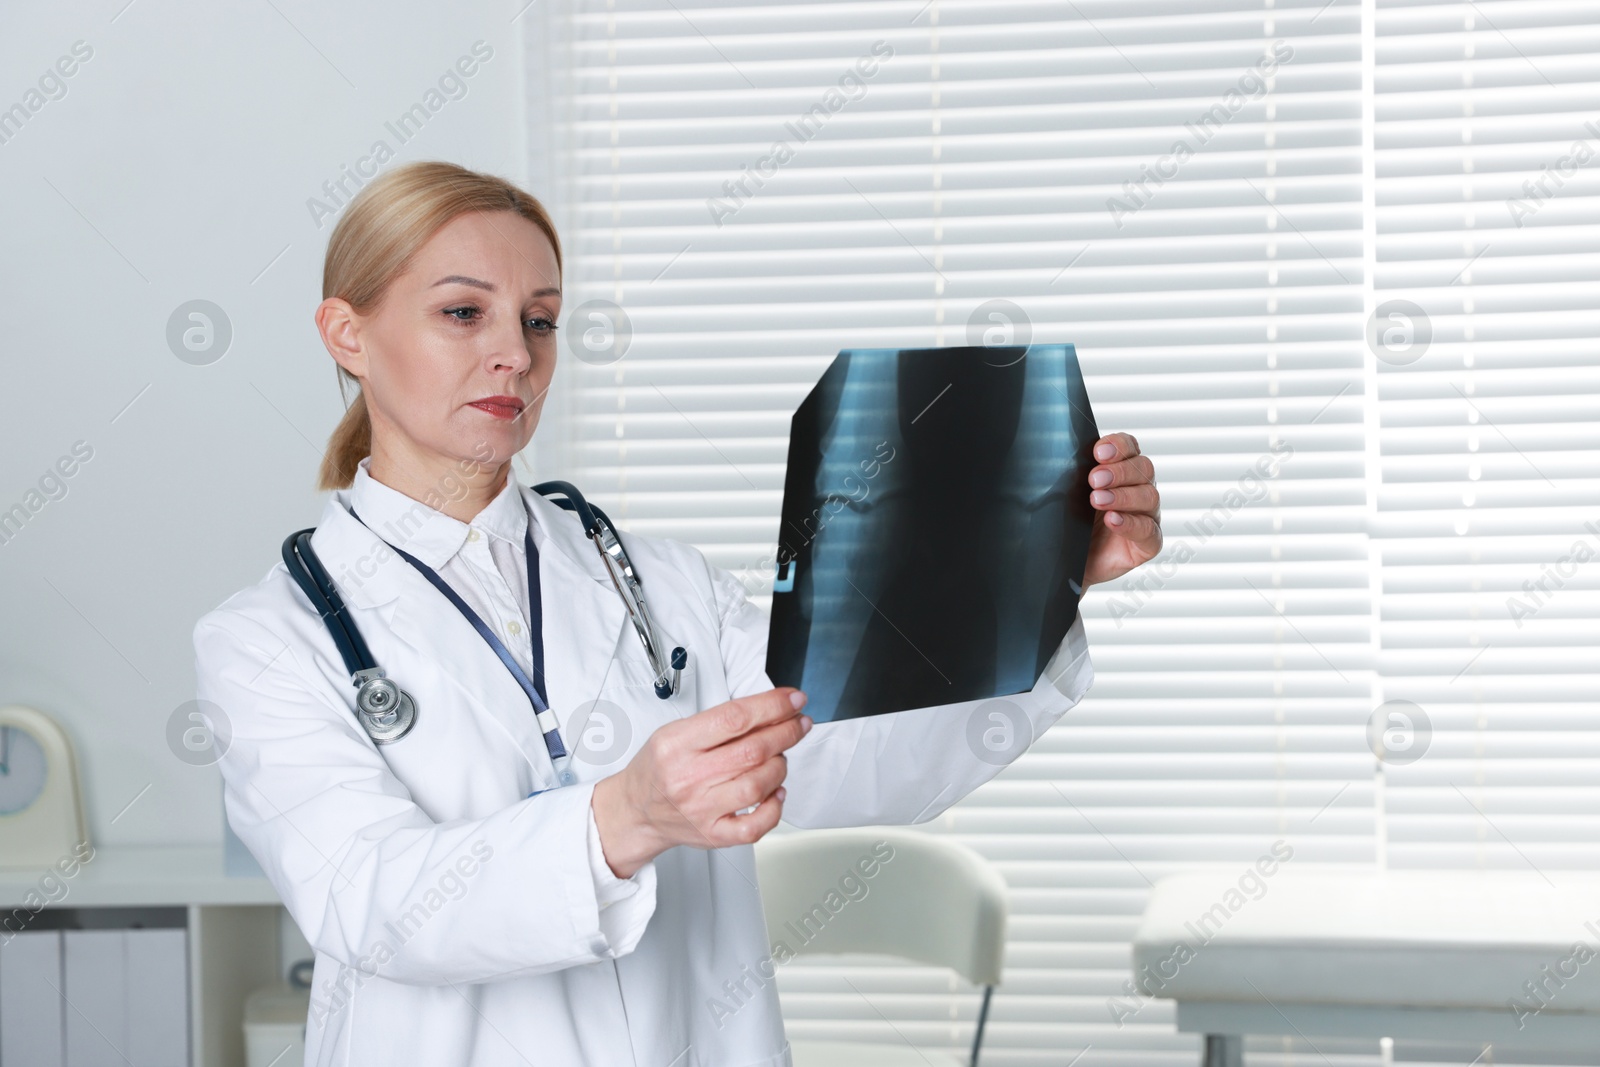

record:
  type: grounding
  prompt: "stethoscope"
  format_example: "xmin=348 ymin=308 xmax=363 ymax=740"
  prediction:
xmin=280 ymin=480 xmax=687 ymax=773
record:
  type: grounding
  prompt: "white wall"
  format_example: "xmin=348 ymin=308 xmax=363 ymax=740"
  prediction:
xmin=0 ymin=0 xmax=538 ymax=847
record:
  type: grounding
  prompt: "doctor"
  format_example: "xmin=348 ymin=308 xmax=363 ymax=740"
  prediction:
xmin=192 ymin=161 xmax=1162 ymax=1067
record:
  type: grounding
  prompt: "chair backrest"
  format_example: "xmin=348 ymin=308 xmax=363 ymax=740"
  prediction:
xmin=753 ymin=827 xmax=1008 ymax=986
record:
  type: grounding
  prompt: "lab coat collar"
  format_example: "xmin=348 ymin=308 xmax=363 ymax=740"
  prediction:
xmin=312 ymin=462 xmax=617 ymax=611
xmin=346 ymin=455 xmax=531 ymax=569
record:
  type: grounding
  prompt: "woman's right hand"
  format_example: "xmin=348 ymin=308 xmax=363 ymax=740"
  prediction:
xmin=589 ymin=689 xmax=812 ymax=879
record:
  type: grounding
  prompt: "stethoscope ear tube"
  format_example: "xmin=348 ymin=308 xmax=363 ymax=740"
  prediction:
xmin=592 ymin=527 xmax=685 ymax=701
xmin=536 ymin=482 xmax=687 ymax=700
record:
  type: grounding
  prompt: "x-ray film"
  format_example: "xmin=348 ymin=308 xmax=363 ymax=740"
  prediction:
xmin=765 ymin=344 xmax=1099 ymax=724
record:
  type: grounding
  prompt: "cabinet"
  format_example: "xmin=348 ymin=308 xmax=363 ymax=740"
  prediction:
xmin=0 ymin=845 xmax=290 ymax=1067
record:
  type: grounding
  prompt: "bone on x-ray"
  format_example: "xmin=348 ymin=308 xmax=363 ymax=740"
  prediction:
xmin=766 ymin=343 xmax=1100 ymax=724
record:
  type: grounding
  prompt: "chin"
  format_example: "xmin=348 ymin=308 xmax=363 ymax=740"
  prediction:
xmin=452 ymin=428 xmax=529 ymax=465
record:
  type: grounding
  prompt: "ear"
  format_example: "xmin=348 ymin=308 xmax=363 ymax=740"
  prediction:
xmin=316 ymin=297 xmax=368 ymax=379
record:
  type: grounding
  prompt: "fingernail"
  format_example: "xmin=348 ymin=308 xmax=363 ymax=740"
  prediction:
xmin=776 ymin=786 xmax=787 ymax=802
xmin=1089 ymin=469 xmax=1111 ymax=488
xmin=789 ymin=690 xmax=807 ymax=710
xmin=1095 ymin=443 xmax=1115 ymax=461
xmin=801 ymin=715 xmax=813 ymax=736
xmin=1106 ymin=511 xmax=1124 ymax=526
xmin=1091 ymin=489 xmax=1113 ymax=506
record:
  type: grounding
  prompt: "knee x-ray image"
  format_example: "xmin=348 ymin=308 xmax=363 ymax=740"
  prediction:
xmin=766 ymin=343 xmax=1099 ymax=723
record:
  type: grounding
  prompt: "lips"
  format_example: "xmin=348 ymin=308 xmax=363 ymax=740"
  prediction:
xmin=468 ymin=396 xmax=525 ymax=420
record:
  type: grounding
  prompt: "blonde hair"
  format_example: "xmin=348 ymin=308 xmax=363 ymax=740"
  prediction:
xmin=316 ymin=161 xmax=563 ymax=491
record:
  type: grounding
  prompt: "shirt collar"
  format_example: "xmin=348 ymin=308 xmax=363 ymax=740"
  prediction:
xmin=346 ymin=455 xmax=530 ymax=570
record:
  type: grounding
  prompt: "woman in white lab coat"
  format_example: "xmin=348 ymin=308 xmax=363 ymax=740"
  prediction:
xmin=192 ymin=161 xmax=1162 ymax=1067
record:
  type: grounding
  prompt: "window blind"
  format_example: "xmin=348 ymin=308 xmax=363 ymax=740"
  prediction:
xmin=1373 ymin=0 xmax=1600 ymax=882
xmin=518 ymin=0 xmax=1589 ymax=1063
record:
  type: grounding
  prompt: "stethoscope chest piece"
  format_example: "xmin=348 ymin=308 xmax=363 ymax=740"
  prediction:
xmin=353 ymin=669 xmax=417 ymax=744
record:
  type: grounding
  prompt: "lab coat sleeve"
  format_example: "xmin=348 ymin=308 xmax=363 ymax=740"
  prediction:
xmin=585 ymin=803 xmax=653 ymax=945
xmin=587 ymin=806 xmax=642 ymax=909
xmin=704 ymin=562 xmax=1094 ymax=829
xmin=194 ymin=610 xmax=657 ymax=986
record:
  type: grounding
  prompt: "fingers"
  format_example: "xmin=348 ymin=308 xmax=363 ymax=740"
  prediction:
xmin=704 ymin=753 xmax=789 ymax=822
xmin=689 ymin=688 xmax=807 ymax=750
xmin=1093 ymin=432 xmax=1141 ymax=464
xmin=704 ymin=712 xmax=811 ymax=784
xmin=1089 ymin=432 xmax=1160 ymax=529
xmin=708 ymin=785 xmax=785 ymax=846
xmin=1091 ymin=482 xmax=1160 ymax=515
xmin=1088 ymin=455 xmax=1155 ymax=491
xmin=1102 ymin=510 xmax=1163 ymax=553
xmin=638 ymin=688 xmax=808 ymax=856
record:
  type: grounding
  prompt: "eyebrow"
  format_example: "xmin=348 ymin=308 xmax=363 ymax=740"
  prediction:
xmin=430 ymin=275 xmax=560 ymax=298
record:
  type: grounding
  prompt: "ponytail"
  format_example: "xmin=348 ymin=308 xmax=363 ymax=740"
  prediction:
xmin=317 ymin=377 xmax=371 ymax=492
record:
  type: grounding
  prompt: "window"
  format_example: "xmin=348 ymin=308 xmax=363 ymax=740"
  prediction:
xmin=524 ymin=1 xmax=1598 ymax=1061
xmin=1374 ymin=1 xmax=1600 ymax=875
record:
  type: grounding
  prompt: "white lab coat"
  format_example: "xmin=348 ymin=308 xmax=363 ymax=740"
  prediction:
xmin=191 ymin=481 xmax=1094 ymax=1067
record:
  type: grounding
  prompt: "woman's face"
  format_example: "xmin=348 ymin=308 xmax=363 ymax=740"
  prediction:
xmin=327 ymin=209 xmax=561 ymax=477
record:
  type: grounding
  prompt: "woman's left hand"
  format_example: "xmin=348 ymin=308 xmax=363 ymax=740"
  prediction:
xmin=1083 ymin=432 xmax=1162 ymax=588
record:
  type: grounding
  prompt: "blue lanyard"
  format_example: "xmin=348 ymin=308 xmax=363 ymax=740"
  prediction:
xmin=348 ymin=506 xmax=575 ymax=788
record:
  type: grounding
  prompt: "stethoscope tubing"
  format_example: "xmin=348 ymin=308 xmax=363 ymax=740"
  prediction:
xmin=532 ymin=479 xmax=603 ymax=537
xmin=279 ymin=480 xmax=686 ymax=761
xmin=281 ymin=528 xmax=376 ymax=678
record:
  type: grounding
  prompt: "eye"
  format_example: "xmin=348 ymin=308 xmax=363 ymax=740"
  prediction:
xmin=525 ymin=317 xmax=558 ymax=334
xmin=442 ymin=305 xmax=481 ymax=322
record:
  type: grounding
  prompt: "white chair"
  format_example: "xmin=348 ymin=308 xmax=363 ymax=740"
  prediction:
xmin=754 ymin=827 xmax=1008 ymax=1067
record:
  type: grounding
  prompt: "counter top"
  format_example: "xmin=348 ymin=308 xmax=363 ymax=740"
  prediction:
xmin=0 ymin=845 xmax=280 ymax=908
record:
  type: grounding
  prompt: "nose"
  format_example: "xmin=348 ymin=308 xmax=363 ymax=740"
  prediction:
xmin=486 ymin=314 xmax=533 ymax=376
